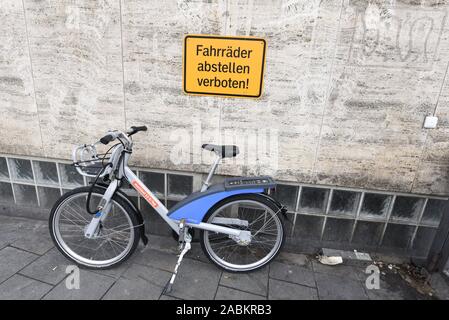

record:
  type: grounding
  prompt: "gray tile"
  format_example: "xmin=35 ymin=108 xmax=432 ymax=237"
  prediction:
xmin=11 ymin=224 xmax=54 ymax=255
xmin=168 ymin=174 xmax=193 ymax=197
xmin=293 ymin=214 xmax=324 ymax=240
xmin=159 ymin=294 xmax=181 ymax=300
xmin=268 ymin=279 xmax=318 ymax=300
xmin=381 ymin=224 xmax=415 ymax=249
xmin=168 ymin=258 xmax=221 ymax=300
xmin=8 ymin=158 xmax=33 ymax=183
xmin=366 ymin=287 xmax=408 ymax=300
xmin=299 ymin=187 xmax=329 ymax=214
xmin=0 ymin=247 xmax=38 ymax=283
xmin=276 ymin=252 xmax=313 ymax=269
xmin=103 ymin=278 xmax=160 ymax=300
xmin=122 ymin=263 xmax=171 ymax=283
xmin=132 ymin=247 xmax=178 ymax=272
xmin=43 ymin=270 xmax=114 ymax=300
xmin=312 ymin=261 xmax=363 ymax=281
xmin=430 ymin=273 xmax=449 ymax=300
xmin=139 ymin=171 xmax=164 ymax=195
xmin=352 ymin=221 xmax=384 ymax=246
xmin=0 ymin=157 xmax=9 ymax=180
xmin=89 ymin=258 xmax=134 ymax=279
xmin=272 ymin=184 xmax=298 ymax=211
xmin=13 ymin=184 xmax=38 ymax=206
xmin=33 ymin=161 xmax=58 ymax=186
xmin=390 ymin=196 xmax=424 ymax=222
xmin=59 ymin=163 xmax=84 ymax=187
xmin=0 ymin=274 xmax=52 ymax=300
xmin=366 ymin=272 xmax=426 ymax=300
xmin=412 ymin=227 xmax=437 ymax=257
xmin=269 ymin=261 xmax=316 ymax=287
xmin=215 ymin=286 xmax=265 ymax=300
xmin=421 ymin=199 xmax=445 ymax=226
xmin=329 ymin=190 xmax=360 ymax=217
xmin=103 ymin=263 xmax=170 ymax=300
xmin=322 ymin=218 xmax=354 ymax=242
xmin=19 ymin=248 xmax=72 ymax=285
xmin=315 ymin=272 xmax=368 ymax=300
xmin=0 ymin=182 xmax=14 ymax=204
xmin=37 ymin=186 xmax=61 ymax=209
xmin=0 ymin=217 xmax=48 ymax=250
xmin=220 ymin=267 xmax=268 ymax=296
xmin=0 ymin=223 xmax=23 ymax=249
xmin=360 ymin=193 xmax=392 ymax=219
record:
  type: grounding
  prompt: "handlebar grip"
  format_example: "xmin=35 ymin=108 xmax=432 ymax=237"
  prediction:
xmin=128 ymin=125 xmax=148 ymax=136
xmin=100 ymin=134 xmax=115 ymax=145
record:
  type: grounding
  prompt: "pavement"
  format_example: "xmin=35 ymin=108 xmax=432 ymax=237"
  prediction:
xmin=0 ymin=215 xmax=448 ymax=300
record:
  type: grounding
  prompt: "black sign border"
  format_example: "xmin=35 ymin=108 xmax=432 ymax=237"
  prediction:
xmin=183 ymin=35 xmax=266 ymax=98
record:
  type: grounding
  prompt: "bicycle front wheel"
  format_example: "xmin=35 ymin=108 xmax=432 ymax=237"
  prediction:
xmin=49 ymin=186 xmax=141 ymax=269
xmin=200 ymin=194 xmax=284 ymax=272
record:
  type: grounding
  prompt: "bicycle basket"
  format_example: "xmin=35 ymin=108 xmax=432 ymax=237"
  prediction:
xmin=72 ymin=144 xmax=111 ymax=178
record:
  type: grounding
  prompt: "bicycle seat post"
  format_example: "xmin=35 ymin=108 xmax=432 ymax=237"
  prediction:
xmin=201 ymin=155 xmax=221 ymax=192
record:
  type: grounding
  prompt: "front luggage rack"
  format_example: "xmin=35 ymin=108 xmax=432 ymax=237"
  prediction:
xmin=72 ymin=144 xmax=112 ymax=178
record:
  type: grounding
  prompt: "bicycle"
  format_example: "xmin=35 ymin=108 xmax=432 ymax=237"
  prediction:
xmin=49 ymin=126 xmax=287 ymax=291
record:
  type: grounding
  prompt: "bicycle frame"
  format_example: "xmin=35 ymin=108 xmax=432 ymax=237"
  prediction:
xmin=83 ymin=143 xmax=251 ymax=243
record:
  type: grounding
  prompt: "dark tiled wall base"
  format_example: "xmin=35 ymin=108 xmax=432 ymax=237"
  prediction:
xmin=0 ymin=155 xmax=447 ymax=260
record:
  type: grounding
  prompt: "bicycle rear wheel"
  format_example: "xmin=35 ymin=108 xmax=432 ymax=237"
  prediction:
xmin=200 ymin=194 xmax=284 ymax=272
xmin=49 ymin=186 xmax=141 ymax=269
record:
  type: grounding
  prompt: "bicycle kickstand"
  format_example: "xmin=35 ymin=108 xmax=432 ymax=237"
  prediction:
xmin=163 ymin=220 xmax=191 ymax=294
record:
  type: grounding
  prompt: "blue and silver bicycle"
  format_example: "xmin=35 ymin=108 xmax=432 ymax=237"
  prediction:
xmin=49 ymin=126 xmax=286 ymax=288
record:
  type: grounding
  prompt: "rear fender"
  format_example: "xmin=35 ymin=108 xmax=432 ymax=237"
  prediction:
xmin=168 ymin=188 xmax=265 ymax=224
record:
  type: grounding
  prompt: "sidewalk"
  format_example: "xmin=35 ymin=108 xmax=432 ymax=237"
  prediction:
xmin=0 ymin=215 xmax=448 ymax=300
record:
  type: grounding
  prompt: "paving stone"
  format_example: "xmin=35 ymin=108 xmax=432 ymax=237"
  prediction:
xmin=315 ymin=272 xmax=368 ymax=300
xmin=11 ymin=224 xmax=54 ymax=255
xmin=269 ymin=261 xmax=316 ymax=287
xmin=89 ymin=256 xmax=135 ymax=279
xmin=43 ymin=270 xmax=115 ymax=300
xmin=133 ymin=246 xmax=178 ymax=272
xmin=0 ymin=218 xmax=38 ymax=249
xmin=103 ymin=278 xmax=161 ymax=300
xmin=168 ymin=258 xmax=221 ymax=300
xmin=430 ymin=273 xmax=449 ymax=300
xmin=215 ymin=286 xmax=266 ymax=300
xmin=268 ymin=279 xmax=318 ymax=300
xmin=0 ymin=274 xmax=52 ymax=300
xmin=159 ymin=294 xmax=181 ymax=300
xmin=220 ymin=267 xmax=269 ymax=296
xmin=0 ymin=246 xmax=39 ymax=283
xmin=363 ymin=272 xmax=410 ymax=300
xmin=140 ymin=235 xmax=209 ymax=264
xmin=103 ymin=263 xmax=171 ymax=300
xmin=19 ymin=248 xmax=72 ymax=285
xmin=312 ymin=260 xmax=364 ymax=281
xmin=0 ymin=226 xmax=18 ymax=249
xmin=276 ymin=252 xmax=313 ymax=269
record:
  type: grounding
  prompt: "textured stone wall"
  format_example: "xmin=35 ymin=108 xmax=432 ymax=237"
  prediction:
xmin=2 ymin=0 xmax=449 ymax=195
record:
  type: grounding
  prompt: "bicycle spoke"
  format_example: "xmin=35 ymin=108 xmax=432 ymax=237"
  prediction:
xmin=204 ymin=199 xmax=282 ymax=271
xmin=54 ymin=192 xmax=134 ymax=266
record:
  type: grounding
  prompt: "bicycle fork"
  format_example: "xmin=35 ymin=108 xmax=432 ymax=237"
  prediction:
xmin=84 ymin=180 xmax=118 ymax=238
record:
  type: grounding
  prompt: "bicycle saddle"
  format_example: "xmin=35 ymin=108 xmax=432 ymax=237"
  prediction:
xmin=201 ymin=144 xmax=239 ymax=158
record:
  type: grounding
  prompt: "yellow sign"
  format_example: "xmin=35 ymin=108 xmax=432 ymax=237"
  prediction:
xmin=183 ymin=35 xmax=266 ymax=98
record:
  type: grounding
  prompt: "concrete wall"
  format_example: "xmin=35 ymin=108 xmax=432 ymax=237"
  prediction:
xmin=2 ymin=0 xmax=449 ymax=195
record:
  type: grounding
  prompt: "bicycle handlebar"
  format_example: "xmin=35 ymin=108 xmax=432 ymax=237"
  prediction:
xmin=128 ymin=125 xmax=148 ymax=136
xmin=99 ymin=125 xmax=147 ymax=145
xmin=100 ymin=134 xmax=116 ymax=145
